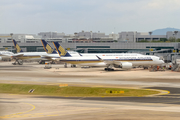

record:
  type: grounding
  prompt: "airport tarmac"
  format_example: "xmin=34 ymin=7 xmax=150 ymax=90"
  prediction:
xmin=1 ymin=62 xmax=180 ymax=119
xmin=1 ymin=94 xmax=180 ymax=120
xmin=0 ymin=62 xmax=180 ymax=88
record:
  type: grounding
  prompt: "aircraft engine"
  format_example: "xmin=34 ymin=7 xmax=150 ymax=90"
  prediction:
xmin=121 ymin=62 xmax=132 ymax=69
xmin=114 ymin=62 xmax=132 ymax=69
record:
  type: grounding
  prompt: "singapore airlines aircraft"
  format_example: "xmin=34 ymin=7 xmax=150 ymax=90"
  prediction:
xmin=53 ymin=42 xmax=164 ymax=71
xmin=41 ymin=39 xmax=146 ymax=68
xmin=12 ymin=40 xmax=57 ymax=65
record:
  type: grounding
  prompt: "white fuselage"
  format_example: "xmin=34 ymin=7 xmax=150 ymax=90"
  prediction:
xmin=58 ymin=54 xmax=164 ymax=67
xmin=43 ymin=52 xmax=144 ymax=61
xmin=13 ymin=52 xmax=55 ymax=61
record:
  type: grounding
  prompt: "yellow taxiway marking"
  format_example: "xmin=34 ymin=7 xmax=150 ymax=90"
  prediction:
xmin=167 ymin=94 xmax=180 ymax=95
xmin=9 ymin=94 xmax=19 ymax=95
xmin=47 ymin=83 xmax=61 ymax=85
xmin=0 ymin=103 xmax=35 ymax=119
xmin=47 ymin=84 xmax=57 ymax=85
xmin=47 ymin=114 xmax=59 ymax=117
xmin=144 ymin=89 xmax=170 ymax=96
xmin=0 ymin=108 xmax=103 ymax=119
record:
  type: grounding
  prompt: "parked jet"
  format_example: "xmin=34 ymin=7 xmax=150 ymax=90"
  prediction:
xmin=53 ymin=42 xmax=164 ymax=71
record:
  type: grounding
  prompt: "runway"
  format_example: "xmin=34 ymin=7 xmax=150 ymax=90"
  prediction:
xmin=1 ymin=62 xmax=180 ymax=119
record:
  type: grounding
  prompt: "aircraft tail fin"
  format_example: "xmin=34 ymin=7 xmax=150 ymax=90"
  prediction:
xmin=53 ymin=42 xmax=71 ymax=57
xmin=12 ymin=39 xmax=23 ymax=53
xmin=41 ymin=40 xmax=57 ymax=54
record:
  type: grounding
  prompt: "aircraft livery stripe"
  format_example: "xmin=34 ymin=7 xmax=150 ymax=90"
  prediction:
xmin=61 ymin=59 xmax=153 ymax=61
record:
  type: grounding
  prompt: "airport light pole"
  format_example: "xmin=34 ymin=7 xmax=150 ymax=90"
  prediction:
xmin=174 ymin=31 xmax=178 ymax=56
xmin=74 ymin=32 xmax=78 ymax=51
xmin=136 ymin=31 xmax=138 ymax=42
xmin=90 ymin=31 xmax=92 ymax=40
xmin=174 ymin=31 xmax=178 ymax=43
xmin=149 ymin=31 xmax=152 ymax=42
xmin=126 ymin=34 xmax=128 ymax=43
xmin=173 ymin=33 xmax=175 ymax=42
xmin=10 ymin=33 xmax=13 ymax=52
xmin=149 ymin=31 xmax=153 ymax=54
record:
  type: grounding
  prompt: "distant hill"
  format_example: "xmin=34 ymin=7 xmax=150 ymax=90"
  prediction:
xmin=152 ymin=27 xmax=180 ymax=35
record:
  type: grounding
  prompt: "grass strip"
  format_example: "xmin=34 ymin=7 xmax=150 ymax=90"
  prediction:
xmin=0 ymin=83 xmax=159 ymax=97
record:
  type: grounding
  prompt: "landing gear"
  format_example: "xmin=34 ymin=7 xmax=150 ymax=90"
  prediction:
xmin=104 ymin=68 xmax=114 ymax=71
xmin=64 ymin=63 xmax=67 ymax=68
xmin=149 ymin=65 xmax=158 ymax=72
xmin=12 ymin=63 xmax=16 ymax=65
xmin=104 ymin=64 xmax=114 ymax=71
xmin=143 ymin=67 xmax=149 ymax=69
xmin=71 ymin=64 xmax=76 ymax=68
xmin=39 ymin=60 xmax=45 ymax=64
xmin=12 ymin=59 xmax=23 ymax=65
xmin=50 ymin=61 xmax=56 ymax=64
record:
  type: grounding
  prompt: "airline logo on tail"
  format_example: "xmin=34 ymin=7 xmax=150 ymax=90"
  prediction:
xmin=53 ymin=42 xmax=71 ymax=57
xmin=58 ymin=46 xmax=67 ymax=56
xmin=41 ymin=40 xmax=57 ymax=54
xmin=46 ymin=44 xmax=54 ymax=54
xmin=12 ymin=40 xmax=23 ymax=53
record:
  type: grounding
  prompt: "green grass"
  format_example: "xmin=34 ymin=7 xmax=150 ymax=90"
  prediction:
xmin=0 ymin=83 xmax=159 ymax=97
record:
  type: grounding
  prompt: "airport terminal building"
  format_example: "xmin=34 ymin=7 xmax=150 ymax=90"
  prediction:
xmin=0 ymin=31 xmax=180 ymax=62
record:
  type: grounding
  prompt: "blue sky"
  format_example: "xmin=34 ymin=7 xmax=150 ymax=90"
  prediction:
xmin=0 ymin=0 xmax=180 ymax=34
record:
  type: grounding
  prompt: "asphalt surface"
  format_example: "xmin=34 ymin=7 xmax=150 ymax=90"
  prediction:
xmin=1 ymin=62 xmax=180 ymax=119
xmin=1 ymin=93 xmax=180 ymax=120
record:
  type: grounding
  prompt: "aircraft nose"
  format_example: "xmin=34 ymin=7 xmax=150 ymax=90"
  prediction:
xmin=161 ymin=60 xmax=165 ymax=64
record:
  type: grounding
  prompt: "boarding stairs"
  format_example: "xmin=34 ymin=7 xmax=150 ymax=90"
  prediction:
xmin=171 ymin=64 xmax=180 ymax=71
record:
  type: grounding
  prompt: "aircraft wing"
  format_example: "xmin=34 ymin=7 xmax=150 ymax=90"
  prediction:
xmin=1 ymin=54 xmax=12 ymax=57
xmin=41 ymin=55 xmax=55 ymax=61
xmin=96 ymin=55 xmax=122 ymax=65
xmin=41 ymin=55 xmax=60 ymax=61
xmin=113 ymin=61 xmax=122 ymax=65
xmin=96 ymin=55 xmax=131 ymax=66
xmin=102 ymin=60 xmax=123 ymax=65
xmin=11 ymin=54 xmax=24 ymax=57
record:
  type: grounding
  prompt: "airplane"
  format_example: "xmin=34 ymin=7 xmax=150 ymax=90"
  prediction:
xmin=11 ymin=39 xmax=57 ymax=65
xmin=0 ymin=51 xmax=14 ymax=61
xmin=53 ymin=41 xmax=164 ymax=71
